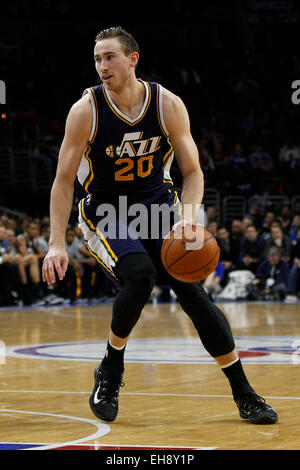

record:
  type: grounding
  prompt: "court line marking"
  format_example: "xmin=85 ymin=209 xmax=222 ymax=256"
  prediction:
xmin=0 ymin=409 xmax=110 ymax=450
xmin=0 ymin=441 xmax=216 ymax=450
xmin=0 ymin=389 xmax=299 ymax=400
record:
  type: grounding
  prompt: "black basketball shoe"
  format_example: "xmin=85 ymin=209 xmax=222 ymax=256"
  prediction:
xmin=235 ymin=392 xmax=278 ymax=424
xmin=89 ymin=364 xmax=124 ymax=422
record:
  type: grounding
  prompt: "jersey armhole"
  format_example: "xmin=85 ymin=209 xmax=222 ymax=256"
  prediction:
xmin=83 ymin=88 xmax=98 ymax=144
xmin=157 ymin=84 xmax=169 ymax=138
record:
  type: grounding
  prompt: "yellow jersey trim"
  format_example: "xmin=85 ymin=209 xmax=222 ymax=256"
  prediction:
xmin=83 ymin=146 xmax=94 ymax=194
xmin=84 ymin=241 xmax=116 ymax=278
xmin=80 ymin=199 xmax=119 ymax=264
xmin=88 ymin=87 xmax=99 ymax=144
xmin=102 ymin=81 xmax=151 ymax=126
xmin=156 ymin=84 xmax=168 ymax=138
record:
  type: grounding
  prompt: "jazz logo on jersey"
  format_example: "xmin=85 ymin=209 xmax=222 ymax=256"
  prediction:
xmin=106 ymin=132 xmax=161 ymax=181
xmin=105 ymin=132 xmax=161 ymax=159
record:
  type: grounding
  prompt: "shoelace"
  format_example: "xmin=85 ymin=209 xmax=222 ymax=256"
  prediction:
xmin=240 ymin=393 xmax=266 ymax=414
xmin=97 ymin=373 xmax=125 ymax=402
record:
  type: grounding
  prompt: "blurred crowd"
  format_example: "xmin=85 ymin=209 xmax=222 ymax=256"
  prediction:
xmin=1 ymin=3 xmax=300 ymax=306
xmin=1 ymin=5 xmax=300 ymax=214
xmin=0 ymin=212 xmax=117 ymax=307
xmin=1 ymin=201 xmax=300 ymax=307
xmin=202 ymin=204 xmax=300 ymax=302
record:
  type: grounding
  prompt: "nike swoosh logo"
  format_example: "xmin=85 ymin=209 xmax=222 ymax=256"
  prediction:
xmin=94 ymin=385 xmax=101 ymax=404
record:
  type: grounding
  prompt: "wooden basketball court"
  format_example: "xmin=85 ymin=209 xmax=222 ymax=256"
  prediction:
xmin=0 ymin=299 xmax=300 ymax=450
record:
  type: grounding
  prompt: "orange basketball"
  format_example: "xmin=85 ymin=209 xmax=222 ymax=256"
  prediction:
xmin=161 ymin=225 xmax=220 ymax=283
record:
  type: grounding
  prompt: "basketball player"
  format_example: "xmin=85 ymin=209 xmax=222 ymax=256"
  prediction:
xmin=42 ymin=27 xmax=278 ymax=425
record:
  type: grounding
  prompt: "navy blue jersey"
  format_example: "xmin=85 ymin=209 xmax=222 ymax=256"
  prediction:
xmin=77 ymin=80 xmax=174 ymax=204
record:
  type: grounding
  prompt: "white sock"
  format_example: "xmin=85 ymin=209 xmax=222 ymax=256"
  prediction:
xmin=220 ymin=357 xmax=240 ymax=369
xmin=109 ymin=339 xmax=126 ymax=351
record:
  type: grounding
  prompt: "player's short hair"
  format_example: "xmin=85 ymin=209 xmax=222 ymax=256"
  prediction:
xmin=95 ymin=26 xmax=140 ymax=56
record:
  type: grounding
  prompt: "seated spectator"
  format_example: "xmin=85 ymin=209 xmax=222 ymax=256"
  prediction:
xmin=205 ymin=205 xmax=218 ymax=225
xmin=231 ymin=143 xmax=249 ymax=171
xmin=239 ymin=224 xmax=266 ymax=273
xmin=260 ymin=210 xmax=275 ymax=240
xmin=241 ymin=214 xmax=254 ymax=231
xmin=287 ymin=228 xmax=300 ymax=297
xmin=5 ymin=228 xmax=25 ymax=272
xmin=6 ymin=217 xmax=18 ymax=232
xmin=279 ymin=205 xmax=292 ymax=235
xmin=249 ymin=144 xmax=273 ymax=172
xmin=231 ymin=219 xmax=244 ymax=241
xmin=0 ymin=213 xmax=9 ymax=228
xmin=206 ymin=220 xmax=218 ymax=238
xmin=60 ymin=225 xmax=82 ymax=301
xmin=38 ymin=224 xmax=50 ymax=254
xmin=0 ymin=226 xmax=20 ymax=305
xmin=289 ymin=214 xmax=300 ymax=242
xmin=264 ymin=224 xmax=292 ymax=264
xmin=248 ymin=202 xmax=266 ymax=230
xmin=16 ymin=220 xmax=45 ymax=305
xmin=19 ymin=216 xmax=31 ymax=236
xmin=217 ymin=225 xmax=240 ymax=276
xmin=203 ymin=261 xmax=225 ymax=300
xmin=5 ymin=228 xmax=19 ymax=255
xmin=70 ymin=224 xmax=100 ymax=299
xmin=246 ymin=247 xmax=289 ymax=301
xmin=17 ymin=220 xmax=44 ymax=260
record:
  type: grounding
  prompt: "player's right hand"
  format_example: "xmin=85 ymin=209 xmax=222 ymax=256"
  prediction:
xmin=42 ymin=247 xmax=69 ymax=285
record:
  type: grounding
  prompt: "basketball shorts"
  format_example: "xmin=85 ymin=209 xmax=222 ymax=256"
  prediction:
xmin=78 ymin=189 xmax=181 ymax=284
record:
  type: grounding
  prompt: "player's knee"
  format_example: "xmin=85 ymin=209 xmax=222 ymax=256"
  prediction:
xmin=117 ymin=253 xmax=157 ymax=290
xmin=171 ymin=281 xmax=204 ymax=311
xmin=129 ymin=266 xmax=157 ymax=293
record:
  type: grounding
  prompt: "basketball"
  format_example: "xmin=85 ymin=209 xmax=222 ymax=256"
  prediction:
xmin=161 ymin=225 xmax=220 ymax=283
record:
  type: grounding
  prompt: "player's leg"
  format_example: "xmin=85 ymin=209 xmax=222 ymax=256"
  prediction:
xmin=102 ymin=252 xmax=157 ymax=370
xmin=89 ymin=252 xmax=157 ymax=422
xmin=169 ymin=278 xmax=278 ymax=424
xmin=147 ymin=190 xmax=277 ymax=424
xmin=78 ymin=197 xmax=157 ymax=421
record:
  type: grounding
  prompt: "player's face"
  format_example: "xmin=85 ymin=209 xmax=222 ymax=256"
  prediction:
xmin=94 ymin=38 xmax=137 ymax=91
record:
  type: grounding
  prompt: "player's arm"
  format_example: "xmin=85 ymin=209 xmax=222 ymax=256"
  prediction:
xmin=162 ymin=87 xmax=204 ymax=225
xmin=42 ymin=95 xmax=92 ymax=285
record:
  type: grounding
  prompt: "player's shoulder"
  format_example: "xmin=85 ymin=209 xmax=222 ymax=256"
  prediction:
xmin=160 ymin=85 xmax=186 ymax=122
xmin=70 ymin=92 xmax=92 ymax=116
xmin=160 ymin=85 xmax=189 ymax=132
xmin=65 ymin=92 xmax=93 ymax=132
xmin=62 ymin=90 xmax=93 ymax=141
xmin=160 ymin=85 xmax=185 ymax=109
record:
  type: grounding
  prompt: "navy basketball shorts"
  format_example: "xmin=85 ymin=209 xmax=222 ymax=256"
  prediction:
xmin=78 ymin=189 xmax=181 ymax=283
